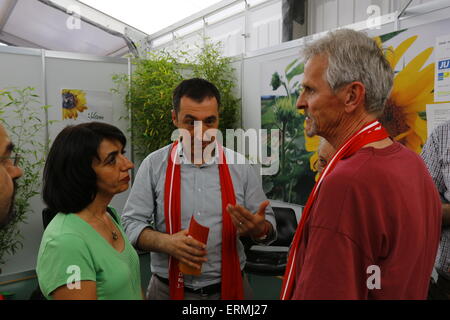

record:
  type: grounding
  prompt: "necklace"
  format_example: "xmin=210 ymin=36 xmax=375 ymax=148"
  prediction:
xmin=92 ymin=212 xmax=119 ymax=241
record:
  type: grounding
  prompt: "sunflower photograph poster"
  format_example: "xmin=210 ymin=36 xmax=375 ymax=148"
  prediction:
xmin=260 ymin=18 xmax=450 ymax=206
xmin=260 ymin=55 xmax=316 ymax=206
xmin=61 ymin=89 xmax=113 ymax=124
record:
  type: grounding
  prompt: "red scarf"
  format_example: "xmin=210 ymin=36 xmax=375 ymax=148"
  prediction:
xmin=164 ymin=141 xmax=244 ymax=300
xmin=280 ymin=120 xmax=389 ymax=300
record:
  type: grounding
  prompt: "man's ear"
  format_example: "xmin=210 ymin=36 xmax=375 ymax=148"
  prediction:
xmin=343 ymin=82 xmax=365 ymax=114
xmin=171 ymin=109 xmax=178 ymax=126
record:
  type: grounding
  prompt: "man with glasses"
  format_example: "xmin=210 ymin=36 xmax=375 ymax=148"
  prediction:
xmin=421 ymin=121 xmax=450 ymax=299
xmin=0 ymin=123 xmax=23 ymax=228
xmin=314 ymin=137 xmax=335 ymax=175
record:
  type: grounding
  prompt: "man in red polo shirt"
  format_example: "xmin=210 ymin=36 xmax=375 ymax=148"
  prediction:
xmin=281 ymin=29 xmax=441 ymax=300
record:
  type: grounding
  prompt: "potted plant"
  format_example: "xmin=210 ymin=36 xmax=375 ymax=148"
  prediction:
xmin=113 ymin=40 xmax=240 ymax=161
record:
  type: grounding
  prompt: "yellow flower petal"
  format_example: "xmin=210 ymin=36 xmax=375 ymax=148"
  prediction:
xmin=413 ymin=116 xmax=427 ymax=143
xmin=380 ymin=35 xmax=433 ymax=155
xmin=391 ymin=63 xmax=434 ymax=106
xmin=76 ymin=105 xmax=87 ymax=113
xmin=305 ymin=131 xmax=320 ymax=152
xmin=405 ymin=111 xmax=418 ymax=127
xmin=394 ymin=129 xmax=413 ymax=141
xmin=390 ymin=50 xmax=433 ymax=102
xmin=374 ymin=36 xmax=382 ymax=48
xmin=390 ymin=36 xmax=418 ymax=70
xmin=403 ymin=88 xmax=434 ymax=113
xmin=404 ymin=132 xmax=422 ymax=154
xmin=384 ymin=45 xmax=395 ymax=68
xmin=401 ymin=47 xmax=433 ymax=77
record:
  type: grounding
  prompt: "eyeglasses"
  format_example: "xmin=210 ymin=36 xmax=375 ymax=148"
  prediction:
xmin=0 ymin=153 xmax=21 ymax=167
xmin=313 ymin=157 xmax=328 ymax=172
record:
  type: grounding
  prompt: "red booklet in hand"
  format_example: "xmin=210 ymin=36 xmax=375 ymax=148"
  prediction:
xmin=179 ymin=215 xmax=210 ymax=276
xmin=188 ymin=215 xmax=210 ymax=244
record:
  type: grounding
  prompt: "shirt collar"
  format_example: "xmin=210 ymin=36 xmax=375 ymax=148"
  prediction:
xmin=177 ymin=141 xmax=220 ymax=166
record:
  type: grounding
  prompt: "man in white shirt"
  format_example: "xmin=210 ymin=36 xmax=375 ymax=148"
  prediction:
xmin=123 ymin=78 xmax=277 ymax=300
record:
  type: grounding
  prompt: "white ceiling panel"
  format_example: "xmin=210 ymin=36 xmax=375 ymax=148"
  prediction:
xmin=0 ymin=0 xmax=144 ymax=56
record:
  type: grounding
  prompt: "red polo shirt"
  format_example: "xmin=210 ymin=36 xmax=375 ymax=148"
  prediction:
xmin=292 ymin=142 xmax=441 ymax=299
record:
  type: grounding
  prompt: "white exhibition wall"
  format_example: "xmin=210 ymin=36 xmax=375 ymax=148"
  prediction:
xmin=152 ymin=0 xmax=439 ymax=59
xmin=0 ymin=47 xmax=130 ymax=276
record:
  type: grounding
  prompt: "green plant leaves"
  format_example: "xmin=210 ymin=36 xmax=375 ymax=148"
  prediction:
xmin=0 ymin=87 xmax=48 ymax=266
xmin=286 ymin=62 xmax=304 ymax=83
xmin=271 ymin=72 xmax=281 ymax=91
xmin=379 ymin=29 xmax=407 ymax=43
xmin=113 ymin=40 xmax=240 ymax=161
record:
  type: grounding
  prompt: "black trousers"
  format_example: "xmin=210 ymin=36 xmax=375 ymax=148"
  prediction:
xmin=428 ymin=274 xmax=450 ymax=300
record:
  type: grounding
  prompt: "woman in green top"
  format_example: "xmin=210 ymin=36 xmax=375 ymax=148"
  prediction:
xmin=37 ymin=122 xmax=142 ymax=300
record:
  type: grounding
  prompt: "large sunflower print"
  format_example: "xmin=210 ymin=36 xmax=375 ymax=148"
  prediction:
xmin=62 ymin=89 xmax=88 ymax=120
xmin=378 ymin=35 xmax=432 ymax=154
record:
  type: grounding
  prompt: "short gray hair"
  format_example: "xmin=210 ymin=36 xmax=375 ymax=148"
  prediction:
xmin=302 ymin=29 xmax=394 ymax=116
